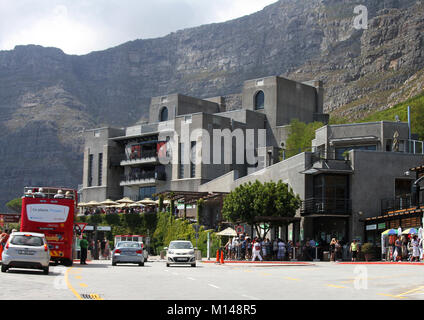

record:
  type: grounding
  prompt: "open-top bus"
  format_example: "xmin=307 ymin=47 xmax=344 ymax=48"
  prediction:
xmin=20 ymin=187 xmax=77 ymax=266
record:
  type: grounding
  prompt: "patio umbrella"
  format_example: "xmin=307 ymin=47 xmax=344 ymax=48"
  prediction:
xmin=77 ymin=202 xmax=87 ymax=207
xmin=128 ymin=202 xmax=145 ymax=208
xmin=112 ymin=203 xmax=128 ymax=208
xmin=85 ymin=200 xmax=100 ymax=207
xmin=99 ymin=199 xmax=118 ymax=206
xmin=116 ymin=197 xmax=135 ymax=204
xmin=216 ymin=227 xmax=237 ymax=237
xmin=138 ymin=198 xmax=157 ymax=206
xmin=381 ymin=229 xmax=398 ymax=236
xmin=402 ymin=228 xmax=418 ymax=235
xmin=397 ymin=227 xmax=402 ymax=237
xmin=419 ymin=227 xmax=423 ymax=240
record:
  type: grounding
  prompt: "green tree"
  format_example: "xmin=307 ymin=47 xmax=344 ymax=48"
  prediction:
xmin=6 ymin=198 xmax=22 ymax=213
xmin=222 ymin=180 xmax=300 ymax=238
xmin=284 ymin=119 xmax=324 ymax=159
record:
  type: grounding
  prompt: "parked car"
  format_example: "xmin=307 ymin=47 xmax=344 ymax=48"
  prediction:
xmin=112 ymin=241 xmax=144 ymax=266
xmin=165 ymin=240 xmax=196 ymax=267
xmin=1 ymin=232 xmax=50 ymax=275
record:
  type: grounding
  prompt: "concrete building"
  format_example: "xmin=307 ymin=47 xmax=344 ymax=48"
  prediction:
xmin=80 ymin=75 xmax=326 ymax=205
xmin=80 ymin=74 xmax=424 ymax=245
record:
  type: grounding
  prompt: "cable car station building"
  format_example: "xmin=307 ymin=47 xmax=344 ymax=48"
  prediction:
xmin=80 ymin=74 xmax=424 ymax=244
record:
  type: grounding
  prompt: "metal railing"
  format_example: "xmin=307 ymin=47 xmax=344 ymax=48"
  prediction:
xmin=300 ymin=198 xmax=352 ymax=216
xmin=380 ymin=196 xmax=423 ymax=215
xmin=123 ymin=150 xmax=157 ymax=162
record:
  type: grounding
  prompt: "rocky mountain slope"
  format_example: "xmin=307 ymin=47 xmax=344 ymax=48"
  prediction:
xmin=0 ymin=0 xmax=423 ymax=210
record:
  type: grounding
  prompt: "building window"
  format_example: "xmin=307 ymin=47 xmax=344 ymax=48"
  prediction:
xmin=160 ymin=107 xmax=168 ymax=122
xmin=88 ymin=154 xmax=93 ymax=187
xmin=190 ymin=141 xmax=196 ymax=178
xmin=335 ymin=145 xmax=376 ymax=160
xmin=179 ymin=142 xmax=184 ymax=179
xmin=139 ymin=186 xmax=156 ymax=200
xmin=254 ymin=91 xmax=265 ymax=110
xmin=98 ymin=153 xmax=103 ymax=186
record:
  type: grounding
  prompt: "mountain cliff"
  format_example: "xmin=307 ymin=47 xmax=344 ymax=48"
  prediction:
xmin=1 ymin=0 xmax=423 ymax=210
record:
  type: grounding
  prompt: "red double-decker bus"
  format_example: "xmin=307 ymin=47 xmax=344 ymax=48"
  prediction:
xmin=20 ymin=187 xmax=77 ymax=266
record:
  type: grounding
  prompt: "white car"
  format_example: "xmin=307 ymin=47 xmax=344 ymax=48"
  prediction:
xmin=1 ymin=232 xmax=50 ymax=275
xmin=165 ymin=240 xmax=196 ymax=267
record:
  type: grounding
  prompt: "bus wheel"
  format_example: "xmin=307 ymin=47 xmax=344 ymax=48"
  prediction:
xmin=63 ymin=259 xmax=73 ymax=267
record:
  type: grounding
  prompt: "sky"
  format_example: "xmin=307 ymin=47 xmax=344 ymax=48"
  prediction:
xmin=0 ymin=0 xmax=278 ymax=55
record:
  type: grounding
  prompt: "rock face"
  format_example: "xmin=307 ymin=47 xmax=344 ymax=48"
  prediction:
xmin=0 ymin=0 xmax=423 ymax=210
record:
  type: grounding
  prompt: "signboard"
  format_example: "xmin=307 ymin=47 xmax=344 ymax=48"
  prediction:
xmin=378 ymin=223 xmax=386 ymax=230
xmin=0 ymin=214 xmax=20 ymax=223
xmin=97 ymin=226 xmax=111 ymax=231
xmin=366 ymin=224 xmax=377 ymax=231
xmin=235 ymin=225 xmax=244 ymax=234
xmin=75 ymin=223 xmax=88 ymax=233
xmin=84 ymin=225 xmax=94 ymax=231
xmin=26 ymin=204 xmax=69 ymax=223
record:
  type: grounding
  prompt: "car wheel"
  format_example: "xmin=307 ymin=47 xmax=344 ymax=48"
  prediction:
xmin=1 ymin=264 xmax=8 ymax=273
xmin=43 ymin=266 xmax=49 ymax=275
xmin=112 ymin=261 xmax=117 ymax=266
xmin=191 ymin=263 xmax=196 ymax=267
xmin=139 ymin=262 xmax=144 ymax=266
xmin=166 ymin=263 xmax=170 ymax=267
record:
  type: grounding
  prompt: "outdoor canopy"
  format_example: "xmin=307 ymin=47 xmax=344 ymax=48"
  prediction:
xmin=216 ymin=227 xmax=237 ymax=237
xmin=116 ymin=197 xmax=135 ymax=204
xmin=381 ymin=229 xmax=398 ymax=236
xmin=402 ymin=228 xmax=418 ymax=235
xmin=99 ymin=199 xmax=118 ymax=206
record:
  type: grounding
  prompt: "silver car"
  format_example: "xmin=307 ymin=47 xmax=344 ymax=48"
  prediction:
xmin=165 ymin=240 xmax=196 ymax=267
xmin=1 ymin=232 xmax=50 ymax=275
xmin=112 ymin=241 xmax=145 ymax=266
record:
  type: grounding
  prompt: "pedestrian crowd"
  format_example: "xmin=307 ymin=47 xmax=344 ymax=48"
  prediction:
xmin=87 ymin=237 xmax=111 ymax=261
xmin=390 ymin=234 xmax=423 ymax=262
xmin=224 ymin=233 xmax=294 ymax=261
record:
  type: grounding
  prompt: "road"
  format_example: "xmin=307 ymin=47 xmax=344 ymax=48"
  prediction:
xmin=1 ymin=259 xmax=424 ymax=300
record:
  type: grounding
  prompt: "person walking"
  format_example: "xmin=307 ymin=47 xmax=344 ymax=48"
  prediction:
xmin=411 ymin=235 xmax=420 ymax=262
xmin=0 ymin=229 xmax=10 ymax=261
xmin=350 ymin=239 xmax=359 ymax=262
xmin=330 ymin=238 xmax=337 ymax=262
xmin=272 ymin=238 xmax=278 ymax=260
xmin=80 ymin=235 xmax=89 ymax=265
xmin=252 ymin=238 xmax=263 ymax=262
xmin=277 ymin=239 xmax=286 ymax=261
xmin=394 ymin=236 xmax=402 ymax=262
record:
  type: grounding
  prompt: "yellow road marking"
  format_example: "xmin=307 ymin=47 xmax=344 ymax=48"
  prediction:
xmin=75 ymin=276 xmax=82 ymax=280
xmin=79 ymin=283 xmax=88 ymax=287
xmin=377 ymin=293 xmax=406 ymax=299
xmin=396 ymin=286 xmax=424 ymax=297
xmin=261 ymin=273 xmax=272 ymax=276
xmin=340 ymin=273 xmax=414 ymax=284
xmin=285 ymin=277 xmax=301 ymax=281
xmin=90 ymin=294 xmax=103 ymax=300
xmin=65 ymin=267 xmax=83 ymax=300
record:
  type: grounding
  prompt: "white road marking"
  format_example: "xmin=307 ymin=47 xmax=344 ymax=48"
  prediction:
xmin=187 ymin=277 xmax=196 ymax=281
xmin=208 ymin=284 xmax=220 ymax=289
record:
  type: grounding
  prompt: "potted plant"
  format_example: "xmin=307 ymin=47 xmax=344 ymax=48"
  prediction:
xmin=361 ymin=243 xmax=374 ymax=261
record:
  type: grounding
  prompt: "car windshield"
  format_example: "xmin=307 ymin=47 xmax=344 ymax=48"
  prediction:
xmin=10 ymin=235 xmax=44 ymax=246
xmin=117 ymin=242 xmax=140 ymax=248
xmin=169 ymin=242 xmax=193 ymax=249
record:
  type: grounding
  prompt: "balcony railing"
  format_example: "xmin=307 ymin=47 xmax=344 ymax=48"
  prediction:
xmin=120 ymin=150 xmax=158 ymax=166
xmin=380 ymin=196 xmax=424 ymax=215
xmin=120 ymin=169 xmax=166 ymax=186
xmin=300 ymin=198 xmax=352 ymax=216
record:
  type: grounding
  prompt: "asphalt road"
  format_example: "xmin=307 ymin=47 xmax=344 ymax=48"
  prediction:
xmin=1 ymin=259 xmax=424 ymax=300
